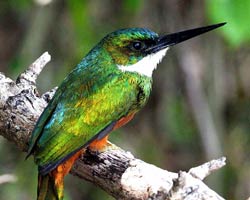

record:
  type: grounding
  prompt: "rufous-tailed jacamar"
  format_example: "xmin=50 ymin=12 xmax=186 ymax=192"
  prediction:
xmin=26 ymin=22 xmax=226 ymax=200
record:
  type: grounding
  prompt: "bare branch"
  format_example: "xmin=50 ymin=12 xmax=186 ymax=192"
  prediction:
xmin=0 ymin=52 xmax=226 ymax=199
xmin=188 ymin=157 xmax=226 ymax=181
xmin=170 ymin=171 xmax=224 ymax=200
xmin=17 ymin=52 xmax=51 ymax=86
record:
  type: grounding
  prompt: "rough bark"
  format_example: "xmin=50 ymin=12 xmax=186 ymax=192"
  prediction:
xmin=0 ymin=52 xmax=226 ymax=200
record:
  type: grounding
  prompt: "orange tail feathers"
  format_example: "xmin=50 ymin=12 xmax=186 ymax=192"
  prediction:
xmin=37 ymin=151 xmax=83 ymax=200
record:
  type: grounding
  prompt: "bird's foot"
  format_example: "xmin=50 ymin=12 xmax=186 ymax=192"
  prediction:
xmin=87 ymin=141 xmax=119 ymax=155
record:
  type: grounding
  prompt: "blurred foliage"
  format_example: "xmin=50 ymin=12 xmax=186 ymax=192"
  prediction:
xmin=166 ymin=96 xmax=196 ymax=144
xmin=0 ymin=0 xmax=250 ymax=200
xmin=0 ymin=0 xmax=32 ymax=12
xmin=67 ymin=0 xmax=95 ymax=57
xmin=206 ymin=0 xmax=250 ymax=47
xmin=123 ymin=0 xmax=142 ymax=12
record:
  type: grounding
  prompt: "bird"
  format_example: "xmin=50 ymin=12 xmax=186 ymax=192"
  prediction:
xmin=26 ymin=22 xmax=226 ymax=200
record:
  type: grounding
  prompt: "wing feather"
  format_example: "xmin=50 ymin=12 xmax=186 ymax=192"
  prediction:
xmin=26 ymin=88 xmax=63 ymax=158
xmin=38 ymin=120 xmax=117 ymax=175
xmin=29 ymin=71 xmax=139 ymax=174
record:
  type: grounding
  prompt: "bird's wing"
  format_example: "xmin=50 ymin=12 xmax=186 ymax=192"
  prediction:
xmin=38 ymin=120 xmax=118 ymax=175
xmin=26 ymin=86 xmax=64 ymax=158
xmin=30 ymin=71 xmax=139 ymax=174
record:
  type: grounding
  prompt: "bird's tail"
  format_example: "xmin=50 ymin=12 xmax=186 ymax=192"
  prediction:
xmin=36 ymin=150 xmax=84 ymax=200
xmin=37 ymin=172 xmax=64 ymax=200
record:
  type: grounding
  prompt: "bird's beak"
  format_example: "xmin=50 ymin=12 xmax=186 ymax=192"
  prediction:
xmin=146 ymin=22 xmax=226 ymax=54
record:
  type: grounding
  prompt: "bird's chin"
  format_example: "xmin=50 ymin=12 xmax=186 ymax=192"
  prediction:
xmin=117 ymin=48 xmax=168 ymax=77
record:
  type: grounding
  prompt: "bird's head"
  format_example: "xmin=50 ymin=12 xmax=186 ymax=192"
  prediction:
xmin=100 ymin=23 xmax=225 ymax=77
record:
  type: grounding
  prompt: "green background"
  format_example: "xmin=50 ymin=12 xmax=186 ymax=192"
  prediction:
xmin=0 ymin=0 xmax=250 ymax=199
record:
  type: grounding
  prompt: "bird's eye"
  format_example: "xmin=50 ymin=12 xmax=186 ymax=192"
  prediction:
xmin=131 ymin=41 xmax=145 ymax=51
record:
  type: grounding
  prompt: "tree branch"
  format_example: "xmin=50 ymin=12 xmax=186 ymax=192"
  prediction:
xmin=0 ymin=52 xmax=226 ymax=200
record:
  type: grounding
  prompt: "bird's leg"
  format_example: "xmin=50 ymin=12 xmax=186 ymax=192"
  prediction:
xmin=88 ymin=135 xmax=111 ymax=153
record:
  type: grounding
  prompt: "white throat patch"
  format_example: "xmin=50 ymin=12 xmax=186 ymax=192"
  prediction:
xmin=117 ymin=48 xmax=168 ymax=77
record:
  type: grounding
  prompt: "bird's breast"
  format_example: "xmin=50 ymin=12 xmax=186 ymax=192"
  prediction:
xmin=125 ymin=74 xmax=152 ymax=111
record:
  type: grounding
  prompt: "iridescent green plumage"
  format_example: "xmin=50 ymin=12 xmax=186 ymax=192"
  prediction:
xmin=27 ymin=23 xmax=226 ymax=200
xmin=27 ymin=29 xmax=155 ymax=175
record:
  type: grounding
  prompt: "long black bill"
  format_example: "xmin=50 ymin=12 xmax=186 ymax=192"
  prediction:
xmin=146 ymin=22 xmax=226 ymax=54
